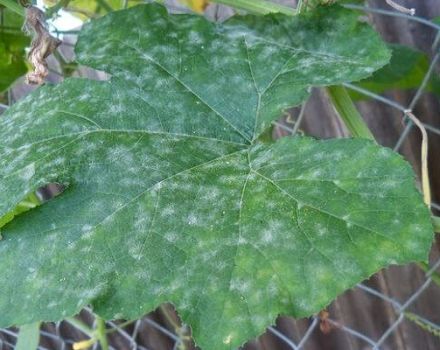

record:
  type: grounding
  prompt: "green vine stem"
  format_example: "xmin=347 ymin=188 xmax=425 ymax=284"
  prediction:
xmin=0 ymin=0 xmax=25 ymax=16
xmin=326 ymin=85 xmax=376 ymax=141
xmin=95 ymin=316 xmax=109 ymax=350
xmin=69 ymin=316 xmax=111 ymax=350
xmin=433 ymin=215 xmax=440 ymax=233
xmin=404 ymin=312 xmax=440 ymax=338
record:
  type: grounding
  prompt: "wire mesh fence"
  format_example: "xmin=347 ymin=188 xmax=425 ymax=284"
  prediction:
xmin=0 ymin=1 xmax=440 ymax=349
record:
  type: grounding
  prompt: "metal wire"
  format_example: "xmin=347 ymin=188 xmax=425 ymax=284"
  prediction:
xmin=0 ymin=1 xmax=439 ymax=350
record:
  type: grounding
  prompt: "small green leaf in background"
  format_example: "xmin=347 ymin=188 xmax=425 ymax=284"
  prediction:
xmin=0 ymin=7 xmax=30 ymax=92
xmin=0 ymin=4 xmax=433 ymax=350
xmin=350 ymin=44 xmax=440 ymax=100
xmin=15 ymin=322 xmax=41 ymax=350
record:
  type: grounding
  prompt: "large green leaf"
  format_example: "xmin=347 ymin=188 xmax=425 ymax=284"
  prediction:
xmin=0 ymin=7 xmax=29 ymax=92
xmin=0 ymin=4 xmax=433 ymax=350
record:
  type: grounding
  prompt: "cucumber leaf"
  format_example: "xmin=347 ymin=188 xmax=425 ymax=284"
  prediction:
xmin=0 ymin=5 xmax=432 ymax=350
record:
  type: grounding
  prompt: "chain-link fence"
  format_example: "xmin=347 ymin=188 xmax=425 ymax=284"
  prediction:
xmin=0 ymin=1 xmax=439 ymax=349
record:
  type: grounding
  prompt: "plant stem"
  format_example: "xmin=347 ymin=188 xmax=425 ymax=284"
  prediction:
xmin=95 ymin=317 xmax=109 ymax=350
xmin=433 ymin=216 xmax=440 ymax=233
xmin=404 ymin=312 xmax=440 ymax=338
xmin=405 ymin=111 xmax=431 ymax=206
xmin=209 ymin=0 xmax=297 ymax=15
xmin=326 ymin=85 xmax=376 ymax=141
xmin=0 ymin=0 xmax=25 ymax=17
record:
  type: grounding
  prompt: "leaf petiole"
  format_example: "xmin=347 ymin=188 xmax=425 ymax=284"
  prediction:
xmin=326 ymin=85 xmax=376 ymax=141
xmin=15 ymin=322 xmax=40 ymax=350
xmin=95 ymin=317 xmax=109 ymax=350
xmin=433 ymin=215 xmax=440 ymax=233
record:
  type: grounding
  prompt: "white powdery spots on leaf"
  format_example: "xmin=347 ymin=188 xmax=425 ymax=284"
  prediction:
xmin=78 ymin=93 xmax=92 ymax=102
xmin=237 ymin=236 xmax=248 ymax=245
xmin=105 ymin=144 xmax=133 ymax=163
xmin=161 ymin=205 xmax=175 ymax=217
xmin=133 ymin=214 xmax=149 ymax=231
xmin=119 ymin=176 xmax=145 ymax=188
xmin=48 ymin=301 xmax=60 ymax=309
xmin=266 ymin=279 xmax=279 ymax=298
xmin=81 ymin=225 xmax=94 ymax=240
xmin=19 ymin=163 xmax=35 ymax=181
xmin=79 ymin=285 xmax=103 ymax=300
xmin=196 ymin=239 xmax=208 ymax=249
xmin=214 ymin=260 xmax=228 ymax=273
xmin=187 ymin=213 xmax=198 ymax=226
xmin=259 ymin=219 xmax=283 ymax=245
xmin=200 ymin=187 xmax=221 ymax=201
xmin=412 ymin=224 xmax=424 ymax=233
xmin=25 ymin=268 xmax=38 ymax=283
xmin=134 ymin=270 xmax=151 ymax=281
xmin=334 ymin=257 xmax=362 ymax=276
xmin=164 ymin=232 xmax=178 ymax=243
xmin=261 ymin=229 xmax=274 ymax=244
xmin=50 ymin=156 xmax=66 ymax=167
xmin=377 ymin=147 xmax=392 ymax=158
xmin=200 ymin=250 xmax=219 ymax=264
xmin=230 ymin=277 xmax=250 ymax=294
xmin=315 ymin=223 xmax=329 ymax=237
xmin=66 ymin=240 xmax=77 ymax=251
xmin=382 ymin=179 xmax=400 ymax=191
xmin=110 ymin=104 xmax=125 ymax=114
